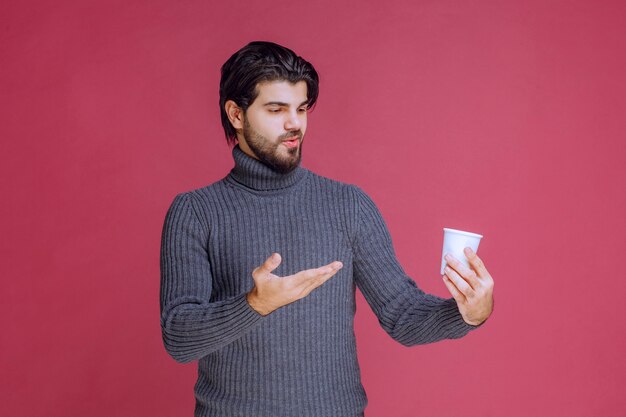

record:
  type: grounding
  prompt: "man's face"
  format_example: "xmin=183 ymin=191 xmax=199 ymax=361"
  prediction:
xmin=238 ymin=80 xmax=308 ymax=174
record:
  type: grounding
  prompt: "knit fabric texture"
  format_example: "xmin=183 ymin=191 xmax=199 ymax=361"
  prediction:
xmin=160 ymin=145 xmax=480 ymax=417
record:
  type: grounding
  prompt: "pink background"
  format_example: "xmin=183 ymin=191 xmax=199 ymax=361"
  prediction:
xmin=2 ymin=1 xmax=625 ymax=416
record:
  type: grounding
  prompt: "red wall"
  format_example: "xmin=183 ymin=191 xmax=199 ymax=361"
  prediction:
xmin=2 ymin=1 xmax=624 ymax=416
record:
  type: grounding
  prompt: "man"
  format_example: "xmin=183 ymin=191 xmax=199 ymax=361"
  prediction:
xmin=160 ymin=41 xmax=494 ymax=417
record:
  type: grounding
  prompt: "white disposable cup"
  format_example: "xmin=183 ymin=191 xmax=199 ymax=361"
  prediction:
xmin=440 ymin=228 xmax=483 ymax=275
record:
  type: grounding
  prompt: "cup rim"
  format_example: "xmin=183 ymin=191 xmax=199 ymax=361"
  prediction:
xmin=443 ymin=228 xmax=483 ymax=239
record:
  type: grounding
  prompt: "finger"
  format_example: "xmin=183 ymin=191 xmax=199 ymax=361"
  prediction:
xmin=442 ymin=274 xmax=465 ymax=303
xmin=293 ymin=261 xmax=343 ymax=282
xmin=301 ymin=276 xmax=331 ymax=297
xmin=318 ymin=262 xmax=343 ymax=281
xmin=444 ymin=253 xmax=479 ymax=290
xmin=320 ymin=261 xmax=343 ymax=272
xmin=443 ymin=265 xmax=474 ymax=299
xmin=295 ymin=262 xmax=343 ymax=292
xmin=464 ymin=247 xmax=490 ymax=278
xmin=253 ymin=253 xmax=282 ymax=277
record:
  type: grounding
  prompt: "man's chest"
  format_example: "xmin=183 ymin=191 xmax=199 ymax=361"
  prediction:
xmin=203 ymin=194 xmax=354 ymax=299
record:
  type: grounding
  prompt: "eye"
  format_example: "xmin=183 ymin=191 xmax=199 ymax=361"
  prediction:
xmin=298 ymin=107 xmax=308 ymax=113
xmin=268 ymin=108 xmax=281 ymax=113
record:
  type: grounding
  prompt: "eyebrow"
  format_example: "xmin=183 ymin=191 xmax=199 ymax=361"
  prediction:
xmin=263 ymin=100 xmax=310 ymax=107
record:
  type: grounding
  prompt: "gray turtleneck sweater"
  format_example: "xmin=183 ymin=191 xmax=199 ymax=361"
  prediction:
xmin=160 ymin=145 xmax=480 ymax=417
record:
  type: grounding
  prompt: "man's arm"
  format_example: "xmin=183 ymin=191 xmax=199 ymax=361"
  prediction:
xmin=351 ymin=186 xmax=485 ymax=346
xmin=159 ymin=193 xmax=262 ymax=363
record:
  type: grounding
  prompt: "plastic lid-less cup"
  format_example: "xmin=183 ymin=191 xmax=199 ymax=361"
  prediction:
xmin=440 ymin=228 xmax=483 ymax=275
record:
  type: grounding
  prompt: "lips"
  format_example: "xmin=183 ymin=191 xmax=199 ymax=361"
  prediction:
xmin=282 ymin=136 xmax=300 ymax=148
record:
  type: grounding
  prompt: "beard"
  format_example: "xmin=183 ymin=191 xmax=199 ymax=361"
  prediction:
xmin=242 ymin=117 xmax=304 ymax=174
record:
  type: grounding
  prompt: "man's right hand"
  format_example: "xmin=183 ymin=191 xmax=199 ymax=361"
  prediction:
xmin=246 ymin=253 xmax=343 ymax=316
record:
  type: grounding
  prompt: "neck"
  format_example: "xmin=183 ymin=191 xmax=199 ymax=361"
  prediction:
xmin=226 ymin=145 xmax=308 ymax=192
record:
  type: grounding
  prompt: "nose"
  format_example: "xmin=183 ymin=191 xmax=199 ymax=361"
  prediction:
xmin=284 ymin=109 xmax=302 ymax=131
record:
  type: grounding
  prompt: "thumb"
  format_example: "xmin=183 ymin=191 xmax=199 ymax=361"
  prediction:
xmin=255 ymin=253 xmax=282 ymax=277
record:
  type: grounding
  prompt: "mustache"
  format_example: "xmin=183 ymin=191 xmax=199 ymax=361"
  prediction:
xmin=279 ymin=131 xmax=303 ymax=141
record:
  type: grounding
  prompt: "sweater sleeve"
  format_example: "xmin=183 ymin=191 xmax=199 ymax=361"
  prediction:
xmin=159 ymin=193 xmax=263 ymax=363
xmin=351 ymin=186 xmax=482 ymax=346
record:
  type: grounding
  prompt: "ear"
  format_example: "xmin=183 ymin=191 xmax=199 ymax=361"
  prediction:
xmin=225 ymin=100 xmax=244 ymax=130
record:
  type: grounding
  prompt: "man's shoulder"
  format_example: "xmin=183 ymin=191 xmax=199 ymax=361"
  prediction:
xmin=166 ymin=169 xmax=372 ymax=208
xmin=305 ymin=168 xmax=359 ymax=193
xmin=165 ymin=176 xmax=229 ymax=208
xmin=305 ymin=169 xmax=373 ymax=203
xmin=189 ymin=176 xmax=228 ymax=195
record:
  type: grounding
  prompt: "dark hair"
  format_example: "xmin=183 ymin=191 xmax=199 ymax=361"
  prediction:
xmin=219 ymin=41 xmax=319 ymax=146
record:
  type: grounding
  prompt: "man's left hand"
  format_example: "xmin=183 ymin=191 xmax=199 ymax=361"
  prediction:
xmin=442 ymin=247 xmax=494 ymax=326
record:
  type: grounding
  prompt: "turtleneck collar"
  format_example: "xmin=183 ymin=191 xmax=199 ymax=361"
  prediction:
xmin=226 ymin=145 xmax=308 ymax=192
